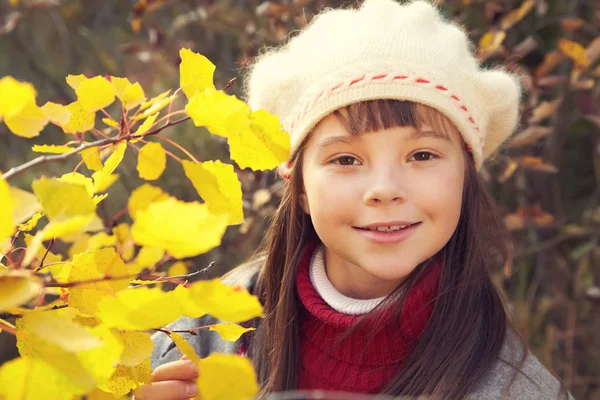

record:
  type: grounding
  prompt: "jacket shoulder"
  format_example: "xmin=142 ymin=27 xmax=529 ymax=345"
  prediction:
xmin=150 ymin=259 xmax=263 ymax=370
xmin=468 ymin=331 xmax=574 ymax=399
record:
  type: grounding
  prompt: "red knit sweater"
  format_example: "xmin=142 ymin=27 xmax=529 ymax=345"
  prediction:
xmin=295 ymin=243 xmax=441 ymax=394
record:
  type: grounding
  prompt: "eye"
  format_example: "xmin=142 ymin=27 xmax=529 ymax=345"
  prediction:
xmin=331 ymin=155 xmax=360 ymax=166
xmin=410 ymin=151 xmax=438 ymax=162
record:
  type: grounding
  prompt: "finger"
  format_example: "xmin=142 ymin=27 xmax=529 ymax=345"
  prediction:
xmin=181 ymin=355 xmax=189 ymax=360
xmin=152 ymin=360 xmax=198 ymax=382
xmin=134 ymin=380 xmax=198 ymax=400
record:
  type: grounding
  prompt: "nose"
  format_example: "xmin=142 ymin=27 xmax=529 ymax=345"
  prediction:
xmin=362 ymin=164 xmax=407 ymax=206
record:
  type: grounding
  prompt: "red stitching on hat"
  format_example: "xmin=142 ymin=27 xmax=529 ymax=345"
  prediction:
xmin=450 ymin=95 xmax=460 ymax=101
xmin=465 ymin=144 xmax=472 ymax=152
xmin=373 ymin=73 xmax=389 ymax=80
xmin=435 ymin=85 xmax=448 ymax=91
xmin=350 ymin=74 xmax=366 ymax=86
xmin=415 ymin=78 xmax=430 ymax=83
xmin=460 ymin=105 xmax=468 ymax=112
xmin=393 ymin=75 xmax=409 ymax=80
xmin=475 ymin=127 xmax=480 ymax=132
xmin=468 ymin=117 xmax=475 ymax=124
xmin=330 ymin=82 xmax=344 ymax=92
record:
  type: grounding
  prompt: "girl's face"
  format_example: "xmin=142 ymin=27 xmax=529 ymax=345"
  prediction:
xmin=300 ymin=112 xmax=466 ymax=299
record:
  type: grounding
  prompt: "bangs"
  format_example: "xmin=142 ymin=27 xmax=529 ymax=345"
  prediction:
xmin=332 ymin=100 xmax=461 ymax=142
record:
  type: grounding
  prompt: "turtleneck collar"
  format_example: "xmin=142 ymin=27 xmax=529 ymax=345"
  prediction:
xmin=309 ymin=244 xmax=387 ymax=315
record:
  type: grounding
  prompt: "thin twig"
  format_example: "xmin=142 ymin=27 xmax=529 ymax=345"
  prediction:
xmin=33 ymin=238 xmax=55 ymax=273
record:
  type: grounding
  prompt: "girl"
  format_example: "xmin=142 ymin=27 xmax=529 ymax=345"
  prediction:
xmin=146 ymin=0 xmax=574 ymax=399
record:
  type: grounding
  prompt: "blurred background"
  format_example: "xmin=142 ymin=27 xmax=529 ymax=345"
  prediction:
xmin=0 ymin=0 xmax=598 ymax=398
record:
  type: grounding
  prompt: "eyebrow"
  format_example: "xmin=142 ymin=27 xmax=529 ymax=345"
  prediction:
xmin=317 ymin=129 xmax=451 ymax=150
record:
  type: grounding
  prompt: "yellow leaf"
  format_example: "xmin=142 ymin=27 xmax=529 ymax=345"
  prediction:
xmin=110 ymin=77 xmax=132 ymax=98
xmin=18 ymin=211 xmax=44 ymax=232
xmin=68 ymin=234 xmax=90 ymax=257
xmin=115 ymin=331 xmax=154 ymax=366
xmin=41 ymin=101 xmax=71 ymax=125
xmin=0 ymin=175 xmax=14 ymax=241
xmin=185 ymin=88 xmax=251 ymax=138
xmin=0 ymin=270 xmax=42 ymax=311
xmin=134 ymin=97 xmax=173 ymax=121
xmin=139 ymin=89 xmax=171 ymax=112
xmin=478 ymin=31 xmax=506 ymax=59
xmin=209 ymin=323 xmax=255 ymax=342
xmin=18 ymin=310 xmax=103 ymax=352
xmin=137 ymin=142 xmax=166 ymax=180
xmin=66 ymin=74 xmax=87 ymax=90
xmin=102 ymin=117 xmax=118 ymax=127
xmin=31 ymin=176 xmax=96 ymax=220
xmin=229 ymin=109 xmax=291 ymax=171
xmin=183 ymin=160 xmax=243 ymax=225
xmin=114 ymin=223 xmax=134 ymax=261
xmin=197 ymin=354 xmax=258 ymax=400
xmin=4 ymin=102 xmax=49 ymax=138
xmin=40 ymin=214 xmax=95 ymax=241
xmin=170 ymin=332 xmax=201 ymax=363
xmin=68 ymin=248 xmax=130 ymax=315
xmin=134 ymin=247 xmax=165 ymax=268
xmin=9 ymin=186 xmax=40 ymax=224
xmin=92 ymin=141 xmax=126 ymax=193
xmin=92 ymin=173 xmax=119 ymax=193
xmin=179 ymin=48 xmax=216 ymax=99
xmin=0 ymin=356 xmax=82 ymax=400
xmin=81 ymin=145 xmax=104 ymax=171
xmin=76 ymin=76 xmax=116 ymax=112
xmin=64 ymin=101 xmax=95 ymax=133
xmin=132 ymin=112 xmax=158 ymax=136
xmin=58 ymin=172 xmax=95 ymax=196
xmin=168 ymin=261 xmax=188 ymax=277
xmin=32 ymin=144 xmax=73 ymax=154
xmin=188 ymin=278 xmax=263 ymax=323
xmin=16 ymin=321 xmax=124 ymax=394
xmin=102 ymin=359 xmax=151 ymax=398
xmin=128 ymin=184 xmax=170 ymax=219
xmin=87 ymin=231 xmax=117 ymax=250
xmin=500 ymin=0 xmax=535 ymax=30
xmin=96 ymin=287 xmax=184 ymax=330
xmin=0 ymin=76 xmax=36 ymax=119
xmin=131 ymin=198 xmax=228 ymax=259
xmin=559 ymin=39 xmax=590 ymax=68
xmin=123 ymin=82 xmax=146 ymax=110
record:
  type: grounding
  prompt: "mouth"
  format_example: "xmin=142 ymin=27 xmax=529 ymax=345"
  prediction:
xmin=355 ymin=222 xmax=421 ymax=232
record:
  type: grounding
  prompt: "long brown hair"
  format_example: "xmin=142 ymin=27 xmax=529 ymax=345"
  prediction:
xmin=245 ymin=100 xmax=524 ymax=399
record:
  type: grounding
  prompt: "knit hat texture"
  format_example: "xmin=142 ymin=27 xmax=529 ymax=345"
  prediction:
xmin=243 ymin=0 xmax=521 ymax=171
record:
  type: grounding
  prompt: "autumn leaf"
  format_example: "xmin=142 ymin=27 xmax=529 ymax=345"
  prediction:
xmin=209 ymin=323 xmax=255 ymax=342
xmin=500 ymin=0 xmax=535 ymax=30
xmin=131 ymin=198 xmax=228 ymax=258
xmin=102 ymin=117 xmax=118 ymax=127
xmin=504 ymin=126 xmax=553 ymax=148
xmin=183 ymin=160 xmax=244 ymax=225
xmin=478 ymin=31 xmax=506 ymax=60
xmin=68 ymin=248 xmax=130 ymax=315
xmin=66 ymin=74 xmax=87 ymax=90
xmin=179 ymin=48 xmax=216 ymax=99
xmin=534 ymin=50 xmax=565 ymax=78
xmin=31 ymin=144 xmax=73 ymax=154
xmin=4 ymin=102 xmax=49 ymax=138
xmin=139 ymin=89 xmax=171 ymax=112
xmin=0 ymin=270 xmax=42 ymax=312
xmin=41 ymin=102 xmax=71 ymax=125
xmin=229 ymin=109 xmax=291 ymax=171
xmin=9 ymin=186 xmax=40 ymax=224
xmin=101 ymin=359 xmax=151 ymax=398
xmin=0 ymin=174 xmax=15 ymax=241
xmin=558 ymin=39 xmax=590 ymax=68
xmin=197 ymin=354 xmax=258 ymax=400
xmin=137 ymin=142 xmax=166 ymax=180
xmin=128 ymin=184 xmax=170 ymax=219
xmin=81 ymin=145 xmax=104 ymax=171
xmin=64 ymin=101 xmax=95 ymax=133
xmin=0 ymin=76 xmax=37 ymax=119
xmin=185 ymin=88 xmax=251 ymax=137
xmin=115 ymin=331 xmax=154 ymax=366
xmin=32 ymin=176 xmax=96 ymax=220
xmin=529 ymin=98 xmax=563 ymax=124
xmin=188 ymin=278 xmax=263 ymax=323
xmin=132 ymin=112 xmax=158 ymax=136
xmin=0 ymin=356 xmax=82 ymax=400
xmin=515 ymin=156 xmax=558 ymax=173
xmin=92 ymin=141 xmax=126 ymax=193
xmin=76 ymin=76 xmax=116 ymax=112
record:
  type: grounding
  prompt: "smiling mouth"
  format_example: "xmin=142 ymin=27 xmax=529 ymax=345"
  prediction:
xmin=355 ymin=222 xmax=421 ymax=232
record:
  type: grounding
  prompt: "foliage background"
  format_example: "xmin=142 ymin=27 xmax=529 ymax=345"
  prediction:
xmin=0 ymin=0 xmax=598 ymax=398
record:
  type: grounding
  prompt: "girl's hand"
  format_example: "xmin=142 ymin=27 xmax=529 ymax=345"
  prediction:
xmin=133 ymin=356 xmax=199 ymax=400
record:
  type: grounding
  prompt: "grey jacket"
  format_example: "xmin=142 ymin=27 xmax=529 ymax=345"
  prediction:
xmin=151 ymin=264 xmax=574 ymax=400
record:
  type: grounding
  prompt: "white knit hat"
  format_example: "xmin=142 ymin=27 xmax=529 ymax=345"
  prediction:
xmin=243 ymin=0 xmax=521 ymax=171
